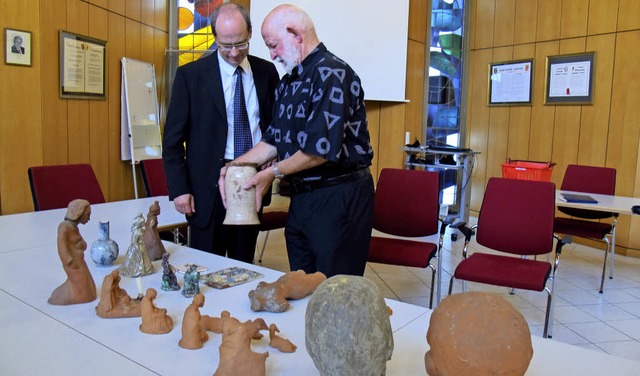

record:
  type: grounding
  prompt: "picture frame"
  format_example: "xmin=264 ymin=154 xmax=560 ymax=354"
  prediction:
xmin=4 ymin=28 xmax=32 ymax=67
xmin=59 ymin=30 xmax=107 ymax=99
xmin=544 ymin=52 xmax=595 ymax=105
xmin=487 ymin=59 xmax=533 ymax=106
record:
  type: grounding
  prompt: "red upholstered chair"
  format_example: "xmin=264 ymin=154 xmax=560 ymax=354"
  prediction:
xmin=28 ymin=164 xmax=105 ymax=211
xmin=554 ymin=164 xmax=617 ymax=293
xmin=448 ymin=177 xmax=566 ymax=338
xmin=367 ymin=168 xmax=449 ymax=308
xmin=139 ymin=158 xmax=168 ymax=197
xmin=256 ymin=210 xmax=289 ymax=264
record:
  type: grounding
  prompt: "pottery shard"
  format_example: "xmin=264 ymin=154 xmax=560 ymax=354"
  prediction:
xmin=424 ymin=291 xmax=533 ymax=376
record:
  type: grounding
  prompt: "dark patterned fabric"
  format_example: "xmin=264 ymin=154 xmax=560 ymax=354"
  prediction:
xmin=262 ymin=43 xmax=373 ymax=178
xmin=233 ymin=66 xmax=252 ymax=158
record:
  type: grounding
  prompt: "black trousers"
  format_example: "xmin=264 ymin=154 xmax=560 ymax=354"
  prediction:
xmin=285 ymin=173 xmax=374 ymax=277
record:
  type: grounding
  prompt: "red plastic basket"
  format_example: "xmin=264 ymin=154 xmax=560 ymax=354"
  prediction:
xmin=501 ymin=159 xmax=555 ymax=182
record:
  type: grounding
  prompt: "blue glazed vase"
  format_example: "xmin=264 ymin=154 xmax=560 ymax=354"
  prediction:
xmin=90 ymin=221 xmax=119 ymax=266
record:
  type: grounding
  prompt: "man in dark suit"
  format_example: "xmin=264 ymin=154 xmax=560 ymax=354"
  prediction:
xmin=163 ymin=3 xmax=280 ymax=263
xmin=11 ymin=35 xmax=25 ymax=54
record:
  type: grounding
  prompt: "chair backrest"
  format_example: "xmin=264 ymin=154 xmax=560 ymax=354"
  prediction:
xmin=139 ymin=158 xmax=168 ymax=197
xmin=558 ymin=164 xmax=616 ymax=219
xmin=477 ymin=177 xmax=555 ymax=256
xmin=28 ymin=164 xmax=105 ymax=211
xmin=373 ymin=168 xmax=440 ymax=237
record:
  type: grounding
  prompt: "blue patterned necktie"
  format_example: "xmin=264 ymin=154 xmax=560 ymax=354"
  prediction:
xmin=233 ymin=66 xmax=252 ymax=158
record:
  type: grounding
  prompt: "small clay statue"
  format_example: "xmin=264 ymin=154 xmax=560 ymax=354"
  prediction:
xmin=48 ymin=199 xmax=97 ymax=305
xmin=424 ymin=292 xmax=533 ymax=376
xmin=248 ymin=270 xmax=327 ymax=312
xmin=178 ymin=293 xmax=209 ymax=349
xmin=139 ymin=288 xmax=173 ymax=334
xmin=160 ymin=253 xmax=180 ymax=291
xmin=200 ymin=310 xmax=266 ymax=341
xmin=143 ymin=200 xmax=166 ymax=261
xmin=306 ymin=275 xmax=393 ymax=376
xmin=268 ymin=323 xmax=297 ymax=353
xmin=181 ymin=264 xmax=200 ymax=298
xmin=95 ymin=269 xmax=142 ymax=318
xmin=214 ymin=319 xmax=269 ymax=376
xmin=120 ymin=213 xmax=155 ymax=278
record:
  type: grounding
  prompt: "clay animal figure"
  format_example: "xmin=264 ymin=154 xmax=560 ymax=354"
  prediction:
xmin=48 ymin=199 xmax=97 ymax=305
xmin=139 ymin=288 xmax=173 ymax=334
xmin=179 ymin=293 xmax=209 ymax=349
xmin=268 ymin=323 xmax=297 ymax=353
xmin=95 ymin=269 xmax=141 ymax=318
xmin=182 ymin=264 xmax=201 ymax=298
xmin=143 ymin=200 xmax=166 ymax=261
xmin=249 ymin=270 xmax=326 ymax=312
xmin=425 ymin=292 xmax=533 ymax=376
xmin=120 ymin=213 xmax=155 ymax=278
xmin=306 ymin=275 xmax=393 ymax=376
xmin=160 ymin=253 xmax=180 ymax=291
xmin=214 ymin=319 xmax=269 ymax=376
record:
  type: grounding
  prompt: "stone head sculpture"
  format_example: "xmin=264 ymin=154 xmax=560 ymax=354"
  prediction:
xmin=425 ymin=291 xmax=533 ymax=376
xmin=305 ymin=275 xmax=393 ymax=376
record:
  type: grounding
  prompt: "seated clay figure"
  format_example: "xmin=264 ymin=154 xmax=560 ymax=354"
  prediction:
xmin=249 ymin=270 xmax=326 ymax=312
xmin=268 ymin=323 xmax=297 ymax=353
xmin=160 ymin=253 xmax=180 ymax=291
xmin=305 ymin=275 xmax=393 ymax=376
xmin=48 ymin=199 xmax=97 ymax=305
xmin=139 ymin=288 xmax=173 ymax=334
xmin=214 ymin=319 xmax=269 ymax=376
xmin=143 ymin=200 xmax=166 ymax=261
xmin=424 ymin=292 xmax=533 ymax=376
xmin=179 ymin=293 xmax=209 ymax=349
xmin=96 ymin=269 xmax=141 ymax=318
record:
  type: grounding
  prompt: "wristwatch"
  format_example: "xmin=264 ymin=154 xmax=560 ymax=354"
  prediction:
xmin=273 ymin=163 xmax=285 ymax=179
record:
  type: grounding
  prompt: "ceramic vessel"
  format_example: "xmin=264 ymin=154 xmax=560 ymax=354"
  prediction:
xmin=90 ymin=221 xmax=119 ymax=266
xmin=223 ymin=163 xmax=260 ymax=225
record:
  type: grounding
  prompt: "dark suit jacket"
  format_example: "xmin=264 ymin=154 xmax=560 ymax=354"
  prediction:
xmin=162 ymin=53 xmax=280 ymax=228
xmin=11 ymin=46 xmax=25 ymax=54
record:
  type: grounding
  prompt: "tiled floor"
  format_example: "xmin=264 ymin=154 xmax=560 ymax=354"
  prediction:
xmin=256 ymin=208 xmax=640 ymax=364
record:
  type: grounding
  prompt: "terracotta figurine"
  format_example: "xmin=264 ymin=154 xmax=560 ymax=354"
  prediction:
xmin=306 ymin=275 xmax=393 ymax=376
xmin=139 ymin=288 xmax=173 ymax=334
xmin=143 ymin=200 xmax=166 ymax=261
xmin=181 ymin=264 xmax=200 ymax=298
xmin=120 ymin=213 xmax=155 ymax=278
xmin=214 ymin=319 xmax=269 ymax=376
xmin=248 ymin=270 xmax=327 ymax=312
xmin=179 ymin=293 xmax=209 ymax=349
xmin=268 ymin=323 xmax=297 ymax=353
xmin=424 ymin=292 xmax=533 ymax=376
xmin=160 ymin=253 xmax=180 ymax=291
xmin=95 ymin=269 xmax=142 ymax=318
xmin=48 ymin=199 xmax=97 ymax=305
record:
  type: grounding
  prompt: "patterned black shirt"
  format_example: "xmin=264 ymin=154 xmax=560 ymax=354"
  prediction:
xmin=262 ymin=43 xmax=373 ymax=179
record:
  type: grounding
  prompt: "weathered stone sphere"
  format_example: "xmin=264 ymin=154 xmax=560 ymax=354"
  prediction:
xmin=425 ymin=292 xmax=533 ymax=376
xmin=305 ymin=275 xmax=393 ymax=376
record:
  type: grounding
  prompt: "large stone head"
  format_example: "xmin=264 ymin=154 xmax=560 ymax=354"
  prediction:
xmin=305 ymin=275 xmax=393 ymax=376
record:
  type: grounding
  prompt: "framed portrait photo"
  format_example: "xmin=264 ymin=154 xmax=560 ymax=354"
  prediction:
xmin=4 ymin=28 xmax=32 ymax=66
xmin=544 ymin=52 xmax=595 ymax=105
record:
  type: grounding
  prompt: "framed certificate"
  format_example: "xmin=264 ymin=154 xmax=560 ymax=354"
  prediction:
xmin=59 ymin=30 xmax=107 ymax=99
xmin=488 ymin=59 xmax=533 ymax=106
xmin=544 ymin=52 xmax=595 ymax=105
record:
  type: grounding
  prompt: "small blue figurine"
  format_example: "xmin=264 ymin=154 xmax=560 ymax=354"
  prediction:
xmin=182 ymin=264 xmax=200 ymax=298
xmin=161 ymin=253 xmax=180 ymax=291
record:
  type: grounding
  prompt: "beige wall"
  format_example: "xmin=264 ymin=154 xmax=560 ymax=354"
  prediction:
xmin=466 ymin=0 xmax=640 ymax=255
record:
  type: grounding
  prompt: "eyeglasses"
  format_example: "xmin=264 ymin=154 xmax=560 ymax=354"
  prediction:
xmin=217 ymin=41 xmax=249 ymax=52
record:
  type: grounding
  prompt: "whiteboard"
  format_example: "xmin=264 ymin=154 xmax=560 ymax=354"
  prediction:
xmin=249 ymin=0 xmax=409 ymax=102
xmin=120 ymin=57 xmax=162 ymax=162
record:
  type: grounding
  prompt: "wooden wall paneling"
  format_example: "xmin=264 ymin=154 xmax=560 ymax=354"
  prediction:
xmin=618 ymin=0 xmax=640 ymax=31
xmin=155 ymin=0 xmax=168 ymax=31
xmin=88 ymin=4 xmax=110 ymax=196
xmin=405 ymin=39 xmax=425 ymax=145
xmin=67 ymin=0 xmax=91 ymax=164
xmin=365 ymin=101 xmax=381 ymax=181
xmin=587 ymin=0 xmax=618 ymax=35
xmin=408 ymin=0 xmax=427 ymax=43
xmin=141 ymin=24 xmax=155 ymax=64
xmin=514 ymin=0 xmax=538 ymax=45
xmin=473 ymin=0 xmax=496 ymax=50
xmin=493 ymin=0 xmax=515 ymax=47
xmin=506 ymin=43 xmax=535 ymax=160
xmin=154 ymin=29 xmax=168 ymax=118
xmin=126 ymin=0 xmax=142 ymax=21
xmin=109 ymin=0 xmax=126 ymax=16
xmin=466 ymin=49 xmax=492 ymax=211
xmin=126 ymin=18 xmax=142 ymax=59
xmin=485 ymin=46 xmax=512 ymax=179
xmin=377 ymin=103 xmax=406 ymax=171
xmin=629 ymin=150 xmax=640 ymax=249
xmin=528 ymin=41 xmax=558 ymax=162
xmin=560 ymin=0 xmax=589 ymax=39
xmin=141 ymin=0 xmax=155 ymax=26
xmin=578 ymin=34 xmax=616 ymax=167
xmin=535 ymin=0 xmax=561 ymax=42
xmin=40 ymin=0 xmax=69 ymax=166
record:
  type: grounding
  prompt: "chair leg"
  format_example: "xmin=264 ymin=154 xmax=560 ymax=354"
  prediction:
xmin=448 ymin=276 xmax=455 ymax=295
xmin=257 ymin=231 xmax=271 ymax=264
xmin=609 ymin=222 xmax=617 ymax=280
xmin=428 ymin=264 xmax=436 ymax=309
xmin=599 ymin=237 xmax=611 ymax=294
xmin=543 ymin=289 xmax=555 ymax=339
